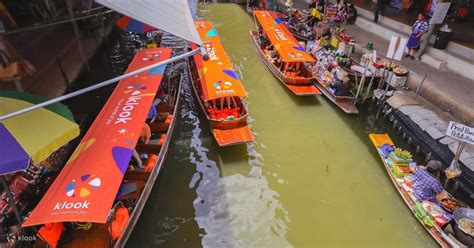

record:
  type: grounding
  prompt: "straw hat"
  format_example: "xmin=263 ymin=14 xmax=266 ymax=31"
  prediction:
xmin=285 ymin=0 xmax=294 ymax=7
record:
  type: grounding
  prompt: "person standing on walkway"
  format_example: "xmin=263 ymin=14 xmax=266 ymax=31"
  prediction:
xmin=405 ymin=13 xmax=429 ymax=59
xmin=415 ymin=0 xmax=444 ymax=59
xmin=373 ymin=0 xmax=385 ymax=22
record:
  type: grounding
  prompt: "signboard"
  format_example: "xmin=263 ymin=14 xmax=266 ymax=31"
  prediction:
xmin=430 ymin=2 xmax=452 ymax=24
xmin=387 ymin=36 xmax=408 ymax=61
xmin=446 ymin=121 xmax=474 ymax=144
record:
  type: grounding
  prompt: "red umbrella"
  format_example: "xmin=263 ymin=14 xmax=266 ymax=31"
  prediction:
xmin=116 ymin=16 xmax=157 ymax=33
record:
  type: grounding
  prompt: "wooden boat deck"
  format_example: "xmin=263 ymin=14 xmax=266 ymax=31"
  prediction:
xmin=64 ymin=224 xmax=110 ymax=248
xmin=249 ymin=30 xmax=320 ymax=96
xmin=369 ymin=133 xmax=452 ymax=248
xmin=313 ymin=78 xmax=359 ymax=114
xmin=212 ymin=125 xmax=254 ymax=146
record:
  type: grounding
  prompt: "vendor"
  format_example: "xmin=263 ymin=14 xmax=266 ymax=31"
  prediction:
xmin=405 ymin=13 xmax=429 ymax=59
xmin=344 ymin=4 xmax=358 ymax=24
xmin=411 ymin=160 xmax=446 ymax=202
xmin=329 ymin=79 xmax=350 ymax=96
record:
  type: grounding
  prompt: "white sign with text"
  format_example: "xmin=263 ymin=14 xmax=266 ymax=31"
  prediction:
xmin=430 ymin=2 xmax=452 ymax=25
xmin=446 ymin=121 xmax=474 ymax=144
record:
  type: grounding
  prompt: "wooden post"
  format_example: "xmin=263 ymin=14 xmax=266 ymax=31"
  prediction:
xmin=450 ymin=142 xmax=466 ymax=171
xmin=354 ymin=60 xmax=369 ymax=105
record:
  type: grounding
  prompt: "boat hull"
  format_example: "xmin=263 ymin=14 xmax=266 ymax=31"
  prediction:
xmin=369 ymin=133 xmax=452 ymax=248
xmin=313 ymin=78 xmax=359 ymax=114
xmin=187 ymin=57 xmax=254 ymax=147
xmin=249 ymin=30 xmax=320 ymax=96
xmin=114 ymin=74 xmax=184 ymax=248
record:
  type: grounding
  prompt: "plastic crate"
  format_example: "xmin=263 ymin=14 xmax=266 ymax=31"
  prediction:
xmin=386 ymin=72 xmax=407 ymax=87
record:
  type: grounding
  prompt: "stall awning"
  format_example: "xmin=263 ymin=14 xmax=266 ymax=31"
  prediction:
xmin=253 ymin=10 xmax=315 ymax=63
xmin=0 ymin=92 xmax=79 ymax=175
xmin=95 ymin=0 xmax=202 ymax=45
xmin=22 ymin=48 xmax=171 ymax=227
xmin=192 ymin=20 xmax=248 ymax=101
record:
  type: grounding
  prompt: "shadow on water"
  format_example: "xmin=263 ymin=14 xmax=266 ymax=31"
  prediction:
xmin=218 ymin=144 xmax=249 ymax=164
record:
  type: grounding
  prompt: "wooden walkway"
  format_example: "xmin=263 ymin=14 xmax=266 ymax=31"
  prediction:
xmin=387 ymin=91 xmax=474 ymax=170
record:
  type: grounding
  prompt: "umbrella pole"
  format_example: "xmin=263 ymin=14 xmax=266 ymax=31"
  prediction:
xmin=0 ymin=176 xmax=22 ymax=224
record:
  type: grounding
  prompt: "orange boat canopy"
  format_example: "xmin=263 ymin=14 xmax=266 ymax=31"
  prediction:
xmin=22 ymin=48 xmax=171 ymax=227
xmin=253 ymin=10 xmax=315 ymax=63
xmin=193 ymin=20 xmax=248 ymax=101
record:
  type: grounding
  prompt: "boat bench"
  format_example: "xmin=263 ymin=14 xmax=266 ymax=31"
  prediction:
xmin=135 ymin=144 xmax=162 ymax=155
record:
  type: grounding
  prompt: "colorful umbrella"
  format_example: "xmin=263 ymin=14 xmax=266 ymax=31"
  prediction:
xmin=0 ymin=91 xmax=80 ymax=175
xmin=116 ymin=16 xmax=157 ymax=33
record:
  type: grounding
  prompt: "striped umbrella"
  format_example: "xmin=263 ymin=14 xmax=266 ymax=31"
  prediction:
xmin=116 ymin=16 xmax=157 ymax=33
xmin=0 ymin=91 xmax=80 ymax=175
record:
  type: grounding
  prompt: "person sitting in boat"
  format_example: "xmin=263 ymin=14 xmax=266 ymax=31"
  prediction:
xmin=329 ymin=79 xmax=350 ymax=96
xmin=307 ymin=7 xmax=321 ymax=27
xmin=270 ymin=53 xmax=282 ymax=66
xmin=140 ymin=123 xmax=151 ymax=144
xmin=410 ymin=160 xmax=447 ymax=202
xmin=265 ymin=44 xmax=275 ymax=57
xmin=344 ymin=4 xmax=358 ymax=24
xmin=259 ymin=32 xmax=270 ymax=47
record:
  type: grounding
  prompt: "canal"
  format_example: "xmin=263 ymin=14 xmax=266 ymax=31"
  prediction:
xmin=126 ymin=2 xmax=438 ymax=248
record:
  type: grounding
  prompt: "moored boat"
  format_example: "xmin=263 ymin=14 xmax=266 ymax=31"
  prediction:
xmin=250 ymin=10 xmax=320 ymax=96
xmin=369 ymin=133 xmax=458 ymax=248
xmin=309 ymin=42 xmax=359 ymax=114
xmin=188 ymin=20 xmax=254 ymax=146
xmin=22 ymin=48 xmax=182 ymax=248
xmin=313 ymin=73 xmax=359 ymax=114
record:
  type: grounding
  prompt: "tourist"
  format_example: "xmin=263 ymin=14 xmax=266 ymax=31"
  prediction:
xmin=336 ymin=3 xmax=347 ymax=22
xmin=405 ymin=13 xmax=429 ymax=59
xmin=410 ymin=160 xmax=447 ymax=202
xmin=140 ymin=123 xmax=151 ymax=144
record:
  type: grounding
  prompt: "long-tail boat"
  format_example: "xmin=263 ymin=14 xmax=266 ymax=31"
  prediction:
xmin=369 ymin=133 xmax=457 ymax=248
xmin=310 ymin=45 xmax=359 ymax=114
xmin=22 ymin=48 xmax=182 ymax=247
xmin=250 ymin=10 xmax=320 ymax=96
xmin=188 ymin=20 xmax=254 ymax=146
xmin=312 ymin=69 xmax=359 ymax=114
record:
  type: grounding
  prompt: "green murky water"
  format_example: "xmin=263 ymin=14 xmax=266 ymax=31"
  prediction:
xmin=128 ymin=3 xmax=437 ymax=247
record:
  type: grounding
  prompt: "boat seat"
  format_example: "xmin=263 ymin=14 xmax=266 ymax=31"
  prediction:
xmin=156 ymin=104 xmax=173 ymax=113
xmin=135 ymin=144 xmax=162 ymax=155
xmin=124 ymin=170 xmax=150 ymax=181
xmin=148 ymin=122 xmax=170 ymax=132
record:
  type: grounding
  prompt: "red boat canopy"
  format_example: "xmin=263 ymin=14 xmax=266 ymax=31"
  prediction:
xmin=253 ymin=10 xmax=315 ymax=63
xmin=22 ymin=48 xmax=172 ymax=227
xmin=192 ymin=20 xmax=248 ymax=101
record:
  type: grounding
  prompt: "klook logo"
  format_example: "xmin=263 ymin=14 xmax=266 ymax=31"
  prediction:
xmin=213 ymin=81 xmax=232 ymax=90
xmin=55 ymin=174 xmax=101 ymax=211
xmin=65 ymin=174 xmax=101 ymax=198
xmin=115 ymin=84 xmax=147 ymax=124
